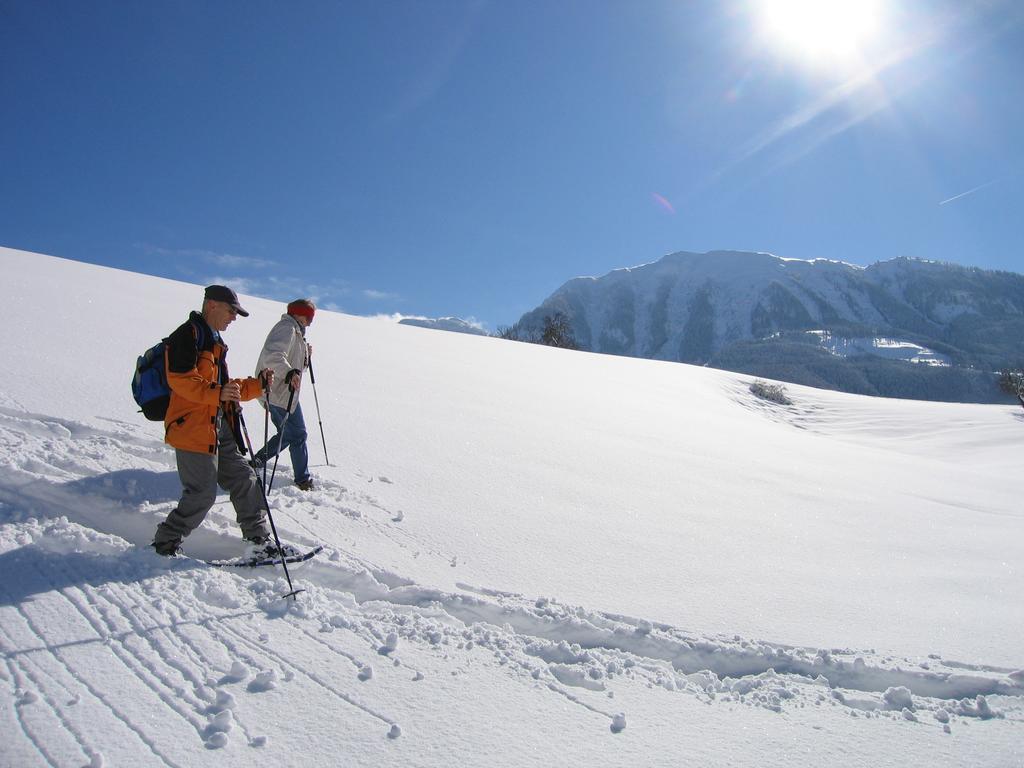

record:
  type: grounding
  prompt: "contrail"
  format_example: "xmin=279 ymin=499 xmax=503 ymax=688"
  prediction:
xmin=938 ymin=179 xmax=997 ymax=206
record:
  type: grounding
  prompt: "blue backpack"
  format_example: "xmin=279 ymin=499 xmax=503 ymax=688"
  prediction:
xmin=132 ymin=321 xmax=205 ymax=421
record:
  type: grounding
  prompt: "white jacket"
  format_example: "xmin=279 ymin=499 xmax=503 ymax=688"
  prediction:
xmin=255 ymin=314 xmax=309 ymax=412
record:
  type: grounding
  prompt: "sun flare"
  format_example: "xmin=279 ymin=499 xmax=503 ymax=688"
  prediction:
xmin=754 ymin=0 xmax=884 ymax=66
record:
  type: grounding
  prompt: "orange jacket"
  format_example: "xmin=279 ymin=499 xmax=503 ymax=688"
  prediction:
xmin=164 ymin=312 xmax=263 ymax=454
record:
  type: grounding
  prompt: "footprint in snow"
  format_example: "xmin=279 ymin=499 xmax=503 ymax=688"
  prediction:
xmin=208 ymin=690 xmax=236 ymax=712
xmin=247 ymin=670 xmax=278 ymax=693
xmin=378 ymin=632 xmax=399 ymax=656
xmin=220 ymin=661 xmax=250 ymax=684
xmin=205 ymin=709 xmax=234 ymax=736
xmin=16 ymin=690 xmax=39 ymax=706
xmin=205 ymin=732 xmax=229 ymax=750
xmin=549 ymin=664 xmax=606 ymax=692
xmin=610 ymin=713 xmax=627 ymax=734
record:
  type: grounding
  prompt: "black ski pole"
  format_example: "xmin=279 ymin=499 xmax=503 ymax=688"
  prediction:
xmin=237 ymin=407 xmax=303 ymax=600
xmin=267 ymin=385 xmax=296 ymax=494
xmin=308 ymin=358 xmax=330 ymax=466
xmin=261 ymin=372 xmax=270 ymax=488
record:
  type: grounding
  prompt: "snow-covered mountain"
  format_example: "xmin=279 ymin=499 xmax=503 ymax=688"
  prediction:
xmin=1 ymin=246 xmax=1022 ymax=767
xmin=397 ymin=316 xmax=488 ymax=336
xmin=515 ymin=251 xmax=1024 ymax=402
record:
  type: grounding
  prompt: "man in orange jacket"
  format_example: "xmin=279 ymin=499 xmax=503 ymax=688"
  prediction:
xmin=152 ymin=285 xmax=288 ymax=558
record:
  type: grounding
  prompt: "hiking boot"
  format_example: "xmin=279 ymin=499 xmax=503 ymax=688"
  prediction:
xmin=295 ymin=477 xmax=315 ymax=491
xmin=152 ymin=540 xmax=183 ymax=557
xmin=245 ymin=536 xmax=301 ymax=560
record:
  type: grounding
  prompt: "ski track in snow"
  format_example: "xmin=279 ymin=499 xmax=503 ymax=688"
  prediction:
xmin=2 ymin=403 xmax=1022 ymax=763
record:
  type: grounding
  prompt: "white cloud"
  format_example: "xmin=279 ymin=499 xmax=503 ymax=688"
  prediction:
xmin=138 ymin=244 xmax=275 ymax=270
xmin=195 ymin=274 xmax=353 ymax=311
xmin=370 ymin=313 xmax=410 ymax=323
xmin=201 ymin=276 xmax=262 ymax=296
xmin=363 ymin=289 xmax=402 ymax=301
xmin=205 ymin=253 xmax=277 ymax=269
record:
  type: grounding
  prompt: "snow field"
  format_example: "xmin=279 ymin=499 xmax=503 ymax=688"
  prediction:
xmin=1 ymin=247 xmax=1022 ymax=766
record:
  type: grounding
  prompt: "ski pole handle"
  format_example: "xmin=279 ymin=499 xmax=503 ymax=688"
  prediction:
xmin=258 ymin=368 xmax=274 ymax=391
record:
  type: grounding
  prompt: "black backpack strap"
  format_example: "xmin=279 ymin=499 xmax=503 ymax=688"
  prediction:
xmin=190 ymin=318 xmax=207 ymax=353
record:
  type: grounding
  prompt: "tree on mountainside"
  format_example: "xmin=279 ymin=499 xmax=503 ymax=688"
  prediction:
xmin=494 ymin=323 xmax=537 ymax=343
xmin=998 ymin=367 xmax=1024 ymax=399
xmin=540 ymin=312 xmax=578 ymax=350
xmin=494 ymin=313 xmax=578 ymax=350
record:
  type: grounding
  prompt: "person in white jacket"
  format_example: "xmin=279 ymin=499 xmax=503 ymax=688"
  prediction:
xmin=252 ymin=299 xmax=315 ymax=490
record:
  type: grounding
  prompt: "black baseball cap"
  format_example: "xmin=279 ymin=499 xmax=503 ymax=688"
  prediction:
xmin=204 ymin=285 xmax=249 ymax=316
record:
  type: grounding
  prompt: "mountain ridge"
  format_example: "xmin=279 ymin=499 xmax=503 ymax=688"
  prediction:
xmin=515 ymin=250 xmax=1024 ymax=403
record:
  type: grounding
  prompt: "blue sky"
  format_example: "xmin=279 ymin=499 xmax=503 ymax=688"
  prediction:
xmin=2 ymin=1 xmax=1022 ymax=329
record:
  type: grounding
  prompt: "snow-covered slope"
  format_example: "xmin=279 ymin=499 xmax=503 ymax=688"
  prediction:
xmin=1 ymin=246 xmax=1022 ymax=767
xmin=806 ymin=330 xmax=952 ymax=366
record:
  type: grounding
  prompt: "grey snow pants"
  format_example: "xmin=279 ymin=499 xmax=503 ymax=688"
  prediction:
xmin=154 ymin=419 xmax=270 ymax=546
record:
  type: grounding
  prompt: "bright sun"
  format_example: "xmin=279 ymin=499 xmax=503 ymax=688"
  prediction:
xmin=754 ymin=0 xmax=884 ymax=66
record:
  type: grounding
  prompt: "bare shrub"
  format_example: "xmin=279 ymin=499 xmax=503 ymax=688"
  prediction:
xmin=750 ymin=379 xmax=792 ymax=405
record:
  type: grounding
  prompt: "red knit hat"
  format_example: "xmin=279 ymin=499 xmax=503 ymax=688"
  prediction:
xmin=287 ymin=299 xmax=315 ymax=322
